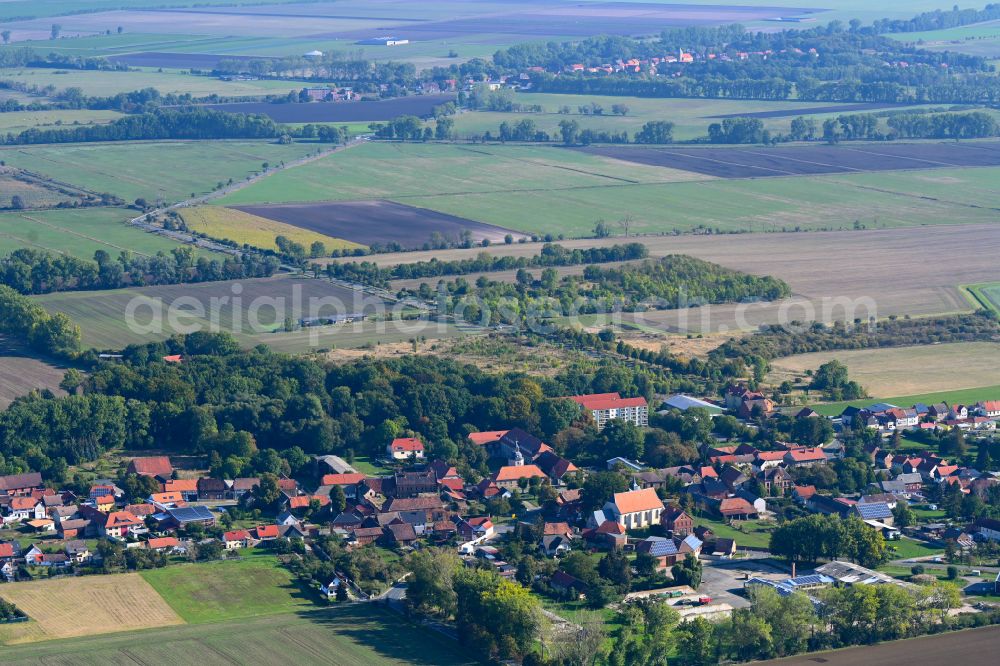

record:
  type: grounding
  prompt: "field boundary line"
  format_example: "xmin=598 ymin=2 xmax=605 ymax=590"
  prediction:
xmin=19 ymin=213 xmax=155 ymax=257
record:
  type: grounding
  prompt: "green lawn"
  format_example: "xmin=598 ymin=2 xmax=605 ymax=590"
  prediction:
xmin=0 ymin=207 xmax=218 ymax=260
xmin=964 ymin=282 xmax=1000 ymax=316
xmin=0 ymin=604 xmax=478 ymax=666
xmin=811 ymin=384 xmax=1000 ymax=416
xmin=139 ymin=551 xmax=314 ymax=623
xmin=886 ymin=537 xmax=944 ymax=561
xmin=217 ymin=142 xmax=1000 ymax=238
xmin=352 ymin=456 xmax=392 ymax=476
xmin=0 ymin=140 xmax=319 ymax=204
xmin=694 ymin=516 xmax=774 ymax=550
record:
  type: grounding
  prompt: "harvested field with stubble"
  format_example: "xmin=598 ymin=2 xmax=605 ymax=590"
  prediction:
xmin=179 ymin=205 xmax=362 ymax=252
xmin=349 ymin=223 xmax=1000 ymax=331
xmin=768 ymin=342 xmax=1000 ymax=397
xmin=758 ymin=625 xmax=1000 ymax=666
xmin=0 ymin=336 xmax=68 ymax=409
xmin=233 ymin=200 xmax=516 ymax=249
xmin=0 ymin=574 xmax=182 ymax=645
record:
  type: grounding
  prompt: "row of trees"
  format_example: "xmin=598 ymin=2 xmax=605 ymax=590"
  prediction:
xmin=1 ymin=108 xmax=280 ymax=145
xmin=325 ymin=242 xmax=649 ymax=288
xmin=0 ymin=247 xmax=280 ymax=295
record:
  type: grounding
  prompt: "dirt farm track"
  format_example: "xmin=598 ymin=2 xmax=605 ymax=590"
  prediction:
xmin=756 ymin=625 xmax=1000 ymax=665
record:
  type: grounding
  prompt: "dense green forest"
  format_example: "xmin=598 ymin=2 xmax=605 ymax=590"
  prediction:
xmin=0 ymin=284 xmax=80 ymax=359
xmin=0 ymin=247 xmax=280 ymax=294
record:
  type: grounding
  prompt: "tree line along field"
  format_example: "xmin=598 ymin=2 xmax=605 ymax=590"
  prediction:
xmin=768 ymin=341 xmax=1000 ymax=399
xmin=0 ymin=140 xmax=319 ymax=205
xmin=179 ymin=205 xmax=363 ymax=253
xmin=964 ymin=281 xmax=1000 ymax=315
xmin=0 ymin=208 xmax=221 ymax=260
xmin=451 ymin=93 xmax=935 ymax=142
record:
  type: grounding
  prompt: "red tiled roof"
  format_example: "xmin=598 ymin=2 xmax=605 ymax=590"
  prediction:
xmin=147 ymin=537 xmax=179 ymax=549
xmin=719 ymin=498 xmax=756 ymax=515
xmin=390 ymin=437 xmax=424 ymax=452
xmin=164 ymin=479 xmax=198 ymax=493
xmin=569 ymin=392 xmax=647 ymax=411
xmin=438 ymin=477 xmax=464 ymax=491
xmin=793 ymin=485 xmax=817 ymax=499
xmin=613 ymin=488 xmax=664 ymax=515
xmin=700 ymin=466 xmax=718 ymax=479
xmin=10 ymin=497 xmax=38 ymax=510
xmin=0 ymin=543 xmax=14 ymax=558
xmin=163 ymin=355 xmax=183 ymax=363
xmin=277 ymin=478 xmax=298 ymax=491
xmin=150 ymin=492 xmax=183 ymax=504
xmin=125 ymin=503 xmax=156 ymax=517
xmin=493 ymin=464 xmax=546 ymax=482
xmin=321 ymin=473 xmax=366 ymax=486
xmin=105 ymin=511 xmax=142 ymax=528
xmin=288 ymin=495 xmax=330 ymax=509
xmin=786 ymin=448 xmax=827 ymax=462
xmin=253 ymin=524 xmax=280 ymax=539
xmin=128 ymin=456 xmax=173 ymax=477
xmin=223 ymin=529 xmax=252 ymax=542
xmin=468 ymin=430 xmax=509 ymax=445
xmin=755 ymin=451 xmax=786 ymax=462
xmin=595 ymin=520 xmax=626 ymax=535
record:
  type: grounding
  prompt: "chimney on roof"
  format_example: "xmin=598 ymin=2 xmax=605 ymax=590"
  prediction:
xmin=791 ymin=562 xmax=796 ymax=578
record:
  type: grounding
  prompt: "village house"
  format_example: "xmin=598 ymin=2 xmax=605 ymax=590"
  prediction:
xmin=0 ymin=472 xmax=43 ymax=497
xmin=127 ymin=456 xmax=173 ymax=481
xmin=4 ymin=496 xmax=46 ymax=524
xmin=163 ymin=479 xmax=199 ymax=502
xmin=395 ymin=469 xmax=437 ymax=496
xmin=604 ymin=488 xmax=664 ymax=530
xmin=492 ymin=463 xmax=548 ymax=490
xmin=222 ymin=529 xmax=254 ymax=550
xmin=388 ymin=437 xmax=425 ymax=460
xmin=101 ymin=511 xmax=144 ymax=539
xmin=568 ymin=392 xmax=649 ymax=429
xmin=719 ymin=497 xmax=758 ymax=520
xmin=146 ymin=536 xmax=180 ymax=552
xmin=320 ymin=473 xmax=367 ymax=500
xmin=661 ymin=505 xmax=694 ymax=536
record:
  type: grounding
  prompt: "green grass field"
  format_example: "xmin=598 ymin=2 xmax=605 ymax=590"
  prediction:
xmin=0 ymin=109 xmax=124 ymax=134
xmin=218 ymin=142 xmax=1000 ymax=237
xmin=0 ymin=207 xmax=216 ymax=260
xmin=0 ymin=596 xmax=476 ymax=665
xmin=139 ymin=552 xmax=313 ymax=623
xmin=0 ymin=140 xmax=319 ymax=204
xmin=694 ymin=516 xmax=774 ymax=549
xmin=886 ymin=537 xmax=944 ymax=561
xmin=812 ymin=384 xmax=1000 ymax=416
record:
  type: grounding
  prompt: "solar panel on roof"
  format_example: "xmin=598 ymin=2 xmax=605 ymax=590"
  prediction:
xmin=857 ymin=503 xmax=892 ymax=519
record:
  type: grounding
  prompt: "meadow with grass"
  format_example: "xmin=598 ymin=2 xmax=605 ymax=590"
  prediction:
xmin=0 ymin=207 xmax=219 ymax=259
xmin=217 ymin=142 xmax=1000 ymax=238
xmin=0 ymin=140 xmax=319 ymax=204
